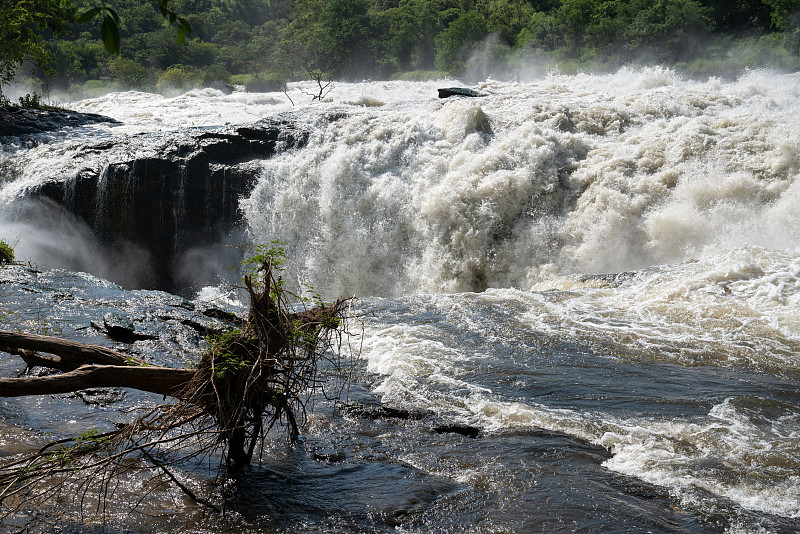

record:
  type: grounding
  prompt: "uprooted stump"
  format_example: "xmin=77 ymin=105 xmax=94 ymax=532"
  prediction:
xmin=0 ymin=255 xmax=355 ymax=519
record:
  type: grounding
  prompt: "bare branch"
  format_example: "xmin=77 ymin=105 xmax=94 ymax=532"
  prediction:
xmin=0 ymin=329 xmax=143 ymax=366
xmin=0 ymin=364 xmax=194 ymax=397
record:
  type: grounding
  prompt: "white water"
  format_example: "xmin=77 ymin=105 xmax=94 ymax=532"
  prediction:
xmin=4 ymin=69 xmax=800 ymax=296
xmin=3 ymin=68 xmax=800 ymax=531
xmin=235 ymin=68 xmax=800 ymax=297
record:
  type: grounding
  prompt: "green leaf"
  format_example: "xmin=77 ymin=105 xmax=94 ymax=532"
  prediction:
xmin=101 ymin=15 xmax=121 ymax=54
xmin=177 ymin=25 xmax=186 ymax=44
xmin=77 ymin=7 xmax=101 ymax=24
xmin=178 ymin=18 xmax=192 ymax=37
xmin=105 ymin=7 xmax=120 ymax=26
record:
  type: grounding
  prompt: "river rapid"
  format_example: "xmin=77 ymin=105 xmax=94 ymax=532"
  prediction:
xmin=1 ymin=68 xmax=799 ymax=533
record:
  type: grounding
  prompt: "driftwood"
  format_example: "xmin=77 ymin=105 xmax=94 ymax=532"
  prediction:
xmin=0 ymin=329 xmax=144 ymax=367
xmin=0 ymin=329 xmax=183 ymax=396
xmin=0 ymin=364 xmax=194 ymax=397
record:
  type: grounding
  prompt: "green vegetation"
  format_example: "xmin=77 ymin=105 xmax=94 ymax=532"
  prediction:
xmin=0 ymin=0 xmax=74 ymax=101
xmin=3 ymin=0 xmax=800 ymax=100
xmin=0 ymin=239 xmax=14 ymax=265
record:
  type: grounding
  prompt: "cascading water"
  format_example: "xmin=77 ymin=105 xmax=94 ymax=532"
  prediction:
xmin=239 ymin=69 xmax=800 ymax=300
xmin=1 ymin=68 xmax=799 ymax=533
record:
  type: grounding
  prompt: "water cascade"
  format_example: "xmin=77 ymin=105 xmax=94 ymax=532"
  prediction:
xmin=1 ymin=70 xmax=799 ymax=532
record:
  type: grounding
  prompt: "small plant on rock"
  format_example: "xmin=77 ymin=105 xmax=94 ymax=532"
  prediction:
xmin=0 ymin=239 xmax=14 ymax=265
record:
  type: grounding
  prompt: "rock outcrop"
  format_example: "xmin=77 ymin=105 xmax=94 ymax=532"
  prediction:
xmin=20 ymin=116 xmax=310 ymax=292
xmin=437 ymin=87 xmax=487 ymax=99
xmin=0 ymin=107 xmax=121 ymax=137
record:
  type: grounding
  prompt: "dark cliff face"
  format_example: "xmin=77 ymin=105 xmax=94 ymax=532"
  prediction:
xmin=18 ymin=117 xmax=310 ymax=294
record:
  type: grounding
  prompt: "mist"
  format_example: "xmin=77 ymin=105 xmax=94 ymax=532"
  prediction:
xmin=0 ymin=199 xmax=156 ymax=288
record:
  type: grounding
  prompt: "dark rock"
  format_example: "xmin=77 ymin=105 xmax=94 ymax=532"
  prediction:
xmin=18 ymin=115 xmax=310 ymax=293
xmin=437 ymin=87 xmax=487 ymax=99
xmin=312 ymin=449 xmax=346 ymax=462
xmin=92 ymin=312 xmax=157 ymax=342
xmin=0 ymin=107 xmax=121 ymax=138
xmin=341 ymin=401 xmax=480 ymax=438
xmin=103 ymin=312 xmax=135 ymax=337
xmin=201 ymin=307 xmax=246 ymax=327
xmin=340 ymin=402 xmax=428 ymax=421
xmin=433 ymin=423 xmax=480 ymax=438
xmin=74 ymin=387 xmax=126 ymax=405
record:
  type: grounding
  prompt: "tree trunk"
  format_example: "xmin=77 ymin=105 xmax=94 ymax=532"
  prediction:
xmin=0 ymin=329 xmax=189 ymax=398
xmin=0 ymin=329 xmax=143 ymax=366
xmin=0 ymin=364 xmax=194 ymax=398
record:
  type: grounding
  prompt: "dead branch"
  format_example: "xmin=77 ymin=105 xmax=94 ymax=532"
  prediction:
xmin=0 ymin=250 xmax=357 ymax=523
xmin=0 ymin=329 xmax=143 ymax=366
xmin=0 ymin=364 xmax=195 ymax=398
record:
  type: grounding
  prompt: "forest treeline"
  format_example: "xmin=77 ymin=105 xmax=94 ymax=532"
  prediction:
xmin=10 ymin=0 xmax=800 ymax=97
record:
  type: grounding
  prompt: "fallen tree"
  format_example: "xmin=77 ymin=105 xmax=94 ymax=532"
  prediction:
xmin=0 ymin=245 xmax=355 ymax=521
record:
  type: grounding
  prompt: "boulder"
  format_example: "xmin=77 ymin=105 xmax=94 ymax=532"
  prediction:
xmin=437 ymin=87 xmax=487 ymax=99
xmin=0 ymin=107 xmax=120 ymax=138
xmin=18 ymin=116 xmax=311 ymax=293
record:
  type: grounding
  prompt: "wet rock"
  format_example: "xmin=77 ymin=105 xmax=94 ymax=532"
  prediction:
xmin=313 ymin=449 xmax=347 ymax=462
xmin=19 ymin=115 xmax=310 ymax=293
xmin=74 ymin=387 xmax=126 ymax=405
xmin=340 ymin=402 xmax=427 ymax=421
xmin=0 ymin=107 xmax=120 ymax=138
xmin=433 ymin=423 xmax=480 ymax=438
xmin=103 ymin=312 xmax=135 ymax=336
xmin=92 ymin=312 xmax=158 ymax=342
xmin=341 ymin=402 xmax=480 ymax=438
xmin=438 ymin=87 xmax=487 ymax=98
xmin=201 ymin=306 xmax=246 ymax=327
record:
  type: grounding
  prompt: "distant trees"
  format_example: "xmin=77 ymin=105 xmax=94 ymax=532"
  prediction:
xmin=6 ymin=0 xmax=800 ymax=99
xmin=0 ymin=0 xmax=75 ymax=101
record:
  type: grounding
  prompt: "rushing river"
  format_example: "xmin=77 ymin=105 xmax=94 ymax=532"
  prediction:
xmin=1 ymin=68 xmax=799 ymax=533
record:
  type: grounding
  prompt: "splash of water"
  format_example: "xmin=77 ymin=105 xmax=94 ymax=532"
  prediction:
xmin=239 ymin=68 xmax=800 ymax=298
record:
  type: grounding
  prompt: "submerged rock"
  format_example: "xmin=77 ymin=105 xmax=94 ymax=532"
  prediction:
xmin=73 ymin=387 xmax=127 ymax=406
xmin=433 ymin=423 xmax=480 ymax=438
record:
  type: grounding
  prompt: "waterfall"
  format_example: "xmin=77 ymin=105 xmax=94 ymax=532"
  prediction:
xmin=240 ymin=69 xmax=800 ymax=298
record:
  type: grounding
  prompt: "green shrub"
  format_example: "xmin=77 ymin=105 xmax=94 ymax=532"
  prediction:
xmin=17 ymin=93 xmax=43 ymax=109
xmin=155 ymin=64 xmax=204 ymax=93
xmin=0 ymin=240 xmax=14 ymax=265
xmin=228 ymin=73 xmax=253 ymax=87
xmin=108 ymin=57 xmax=156 ymax=88
xmin=244 ymin=71 xmax=285 ymax=92
xmin=200 ymin=64 xmax=231 ymax=86
xmin=82 ymin=79 xmax=119 ymax=98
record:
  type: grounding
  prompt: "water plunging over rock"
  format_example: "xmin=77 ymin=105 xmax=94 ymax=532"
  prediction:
xmin=11 ymin=116 xmax=310 ymax=293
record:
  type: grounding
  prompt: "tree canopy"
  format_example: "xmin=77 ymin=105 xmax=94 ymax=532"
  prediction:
xmin=3 ymin=0 xmax=800 ymax=100
xmin=0 ymin=0 xmax=74 ymax=100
